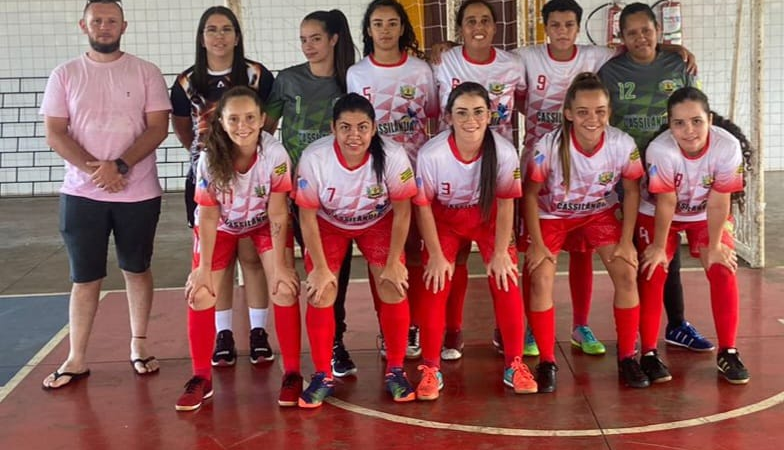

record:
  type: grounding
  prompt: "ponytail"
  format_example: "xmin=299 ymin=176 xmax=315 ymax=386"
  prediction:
xmin=478 ymin=128 xmax=498 ymax=221
xmin=711 ymin=111 xmax=753 ymax=212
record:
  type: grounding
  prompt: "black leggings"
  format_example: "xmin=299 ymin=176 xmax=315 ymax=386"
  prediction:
xmin=663 ymin=235 xmax=685 ymax=329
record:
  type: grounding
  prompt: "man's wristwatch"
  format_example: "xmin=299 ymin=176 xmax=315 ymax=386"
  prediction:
xmin=115 ymin=158 xmax=129 ymax=175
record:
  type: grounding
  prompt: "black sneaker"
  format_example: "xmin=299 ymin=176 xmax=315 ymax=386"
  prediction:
xmin=331 ymin=340 xmax=357 ymax=378
xmin=249 ymin=328 xmax=275 ymax=364
xmin=535 ymin=361 xmax=558 ymax=393
xmin=717 ymin=348 xmax=750 ymax=385
xmin=406 ymin=325 xmax=422 ymax=359
xmin=211 ymin=330 xmax=237 ymax=367
xmin=640 ymin=351 xmax=672 ymax=383
xmin=618 ymin=357 xmax=650 ymax=388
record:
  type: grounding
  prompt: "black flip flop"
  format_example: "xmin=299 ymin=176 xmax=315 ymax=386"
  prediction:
xmin=130 ymin=356 xmax=160 ymax=375
xmin=42 ymin=369 xmax=91 ymax=390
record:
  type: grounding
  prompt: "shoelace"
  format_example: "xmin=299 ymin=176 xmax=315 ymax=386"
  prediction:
xmin=511 ymin=356 xmax=534 ymax=380
xmin=578 ymin=326 xmax=598 ymax=342
xmin=417 ymin=365 xmax=440 ymax=388
xmin=684 ymin=323 xmax=707 ymax=340
xmin=183 ymin=377 xmax=204 ymax=393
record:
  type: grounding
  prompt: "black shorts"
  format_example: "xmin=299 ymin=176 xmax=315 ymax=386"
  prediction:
xmin=185 ymin=168 xmax=196 ymax=228
xmin=59 ymin=194 xmax=161 ymax=283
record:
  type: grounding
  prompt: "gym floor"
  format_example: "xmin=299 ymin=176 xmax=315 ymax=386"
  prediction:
xmin=0 ymin=173 xmax=782 ymax=450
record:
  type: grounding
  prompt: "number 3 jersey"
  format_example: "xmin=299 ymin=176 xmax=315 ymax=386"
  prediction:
xmin=295 ymin=136 xmax=417 ymax=230
xmin=194 ymin=131 xmax=293 ymax=234
xmin=527 ymin=126 xmax=643 ymax=219
xmin=641 ymin=126 xmax=744 ymax=222
xmin=347 ymin=54 xmax=438 ymax=165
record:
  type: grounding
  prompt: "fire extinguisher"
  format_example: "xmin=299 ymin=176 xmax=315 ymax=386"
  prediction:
xmin=656 ymin=0 xmax=683 ymax=45
xmin=586 ymin=2 xmax=625 ymax=47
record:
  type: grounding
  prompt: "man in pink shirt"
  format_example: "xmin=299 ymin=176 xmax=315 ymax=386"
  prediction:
xmin=39 ymin=0 xmax=171 ymax=389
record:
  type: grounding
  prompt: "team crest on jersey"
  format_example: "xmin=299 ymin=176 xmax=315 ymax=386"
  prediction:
xmin=533 ymin=151 xmax=545 ymax=165
xmin=630 ymin=148 xmax=641 ymax=161
xmin=488 ymin=82 xmax=506 ymax=96
xmin=658 ymin=79 xmax=679 ymax=94
xmin=400 ymin=168 xmax=414 ymax=183
xmin=366 ymin=184 xmax=385 ymax=199
xmin=399 ymin=85 xmax=416 ymax=100
xmin=254 ymin=186 xmax=267 ymax=198
xmin=648 ymin=165 xmax=658 ymax=178
xmin=598 ymin=172 xmax=614 ymax=186
xmin=701 ymin=175 xmax=714 ymax=188
xmin=273 ymin=162 xmax=288 ymax=175
xmin=298 ymin=178 xmax=308 ymax=190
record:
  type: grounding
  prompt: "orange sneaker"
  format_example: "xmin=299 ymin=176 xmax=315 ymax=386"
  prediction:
xmin=415 ymin=365 xmax=443 ymax=401
xmin=504 ymin=356 xmax=538 ymax=394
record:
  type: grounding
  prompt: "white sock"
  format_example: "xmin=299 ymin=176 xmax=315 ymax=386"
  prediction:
xmin=215 ymin=309 xmax=233 ymax=332
xmin=249 ymin=307 xmax=269 ymax=330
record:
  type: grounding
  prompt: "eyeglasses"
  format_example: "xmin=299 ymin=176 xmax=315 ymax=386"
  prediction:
xmin=204 ymin=26 xmax=236 ymax=38
xmin=452 ymin=108 xmax=489 ymax=123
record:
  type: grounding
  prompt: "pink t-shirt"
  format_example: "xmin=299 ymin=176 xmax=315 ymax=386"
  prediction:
xmin=39 ymin=53 xmax=171 ymax=202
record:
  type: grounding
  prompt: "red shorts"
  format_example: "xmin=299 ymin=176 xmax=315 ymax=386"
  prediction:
xmin=635 ymin=214 xmax=735 ymax=258
xmin=304 ymin=212 xmax=403 ymax=273
xmin=426 ymin=203 xmax=518 ymax=265
xmin=518 ymin=207 xmax=622 ymax=254
xmin=192 ymin=223 xmax=294 ymax=270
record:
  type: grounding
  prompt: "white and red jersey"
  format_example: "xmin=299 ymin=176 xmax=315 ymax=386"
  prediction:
xmin=517 ymin=44 xmax=615 ymax=152
xmin=347 ymin=53 xmax=438 ymax=166
xmin=434 ymin=46 xmax=524 ymax=142
xmin=414 ymin=129 xmax=522 ymax=207
xmin=641 ymin=126 xmax=744 ymax=222
xmin=528 ymin=126 xmax=643 ymax=219
xmin=194 ymin=132 xmax=293 ymax=234
xmin=296 ymin=135 xmax=417 ymax=230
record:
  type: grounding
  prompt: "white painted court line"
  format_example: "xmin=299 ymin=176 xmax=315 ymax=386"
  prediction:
xmin=0 ymin=291 xmax=109 ymax=403
xmin=325 ymin=391 xmax=784 ymax=437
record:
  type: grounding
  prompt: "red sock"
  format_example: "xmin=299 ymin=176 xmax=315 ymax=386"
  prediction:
xmin=407 ymin=265 xmax=425 ymax=326
xmin=419 ymin=278 xmax=450 ymax=368
xmin=274 ymin=303 xmax=301 ymax=374
xmin=489 ymin=278 xmax=524 ymax=367
xmin=528 ymin=307 xmax=556 ymax=363
xmin=379 ymin=299 xmax=410 ymax=370
xmin=707 ymin=265 xmax=739 ymax=350
xmin=569 ymin=251 xmax=593 ymax=327
xmin=305 ymin=304 xmax=335 ymax=376
xmin=445 ymin=264 xmax=468 ymax=330
xmin=614 ymin=305 xmax=640 ymax=360
xmin=188 ymin=306 xmax=215 ymax=380
xmin=638 ymin=268 xmax=667 ymax=353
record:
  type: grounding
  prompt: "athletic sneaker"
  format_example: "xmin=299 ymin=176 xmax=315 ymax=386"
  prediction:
xmin=385 ymin=367 xmax=416 ymax=402
xmin=717 ymin=348 xmax=750 ymax=385
xmin=406 ymin=325 xmax=422 ymax=359
xmin=524 ymin=327 xmax=540 ymax=357
xmin=377 ymin=334 xmax=387 ymax=360
xmin=441 ymin=329 xmax=464 ymax=360
xmin=331 ymin=340 xmax=357 ymax=378
xmin=570 ymin=325 xmax=606 ymax=355
xmin=278 ymin=372 xmax=303 ymax=407
xmin=211 ymin=330 xmax=237 ymax=367
xmin=618 ymin=357 xmax=651 ymax=388
xmin=640 ymin=351 xmax=672 ymax=383
xmin=416 ymin=365 xmax=444 ymax=401
xmin=535 ymin=361 xmax=558 ymax=393
xmin=175 ymin=376 xmax=214 ymax=412
xmin=504 ymin=356 xmax=538 ymax=394
xmin=492 ymin=328 xmax=504 ymax=355
xmin=249 ymin=328 xmax=274 ymax=364
xmin=665 ymin=321 xmax=715 ymax=352
xmin=298 ymin=372 xmax=335 ymax=408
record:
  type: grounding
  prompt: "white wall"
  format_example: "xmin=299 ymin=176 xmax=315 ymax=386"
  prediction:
xmin=0 ymin=0 xmax=781 ymax=196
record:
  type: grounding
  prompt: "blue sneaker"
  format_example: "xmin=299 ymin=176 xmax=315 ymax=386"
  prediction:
xmin=524 ymin=327 xmax=540 ymax=357
xmin=570 ymin=325 xmax=606 ymax=355
xmin=298 ymin=372 xmax=335 ymax=408
xmin=385 ymin=367 xmax=416 ymax=402
xmin=665 ymin=321 xmax=715 ymax=352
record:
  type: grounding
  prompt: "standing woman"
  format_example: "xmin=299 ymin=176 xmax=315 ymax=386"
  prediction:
xmin=431 ymin=0 xmax=525 ymax=360
xmin=171 ymin=6 xmax=276 ymax=368
xmin=522 ymin=73 xmax=648 ymax=392
xmin=637 ymin=87 xmax=751 ymax=385
xmin=414 ymin=82 xmax=536 ymax=400
xmin=347 ymin=0 xmax=439 ymax=359
xmin=264 ymin=10 xmax=360 ymax=378
xmin=177 ymin=87 xmax=299 ymax=411
xmin=598 ymin=2 xmax=712 ymax=352
xmin=295 ymin=93 xmax=418 ymax=407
